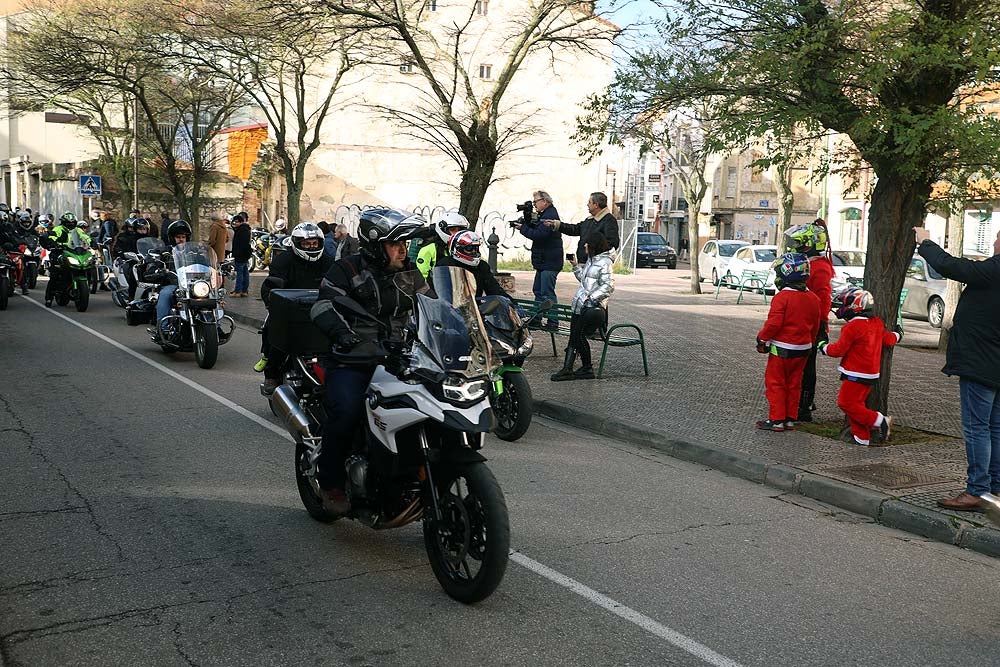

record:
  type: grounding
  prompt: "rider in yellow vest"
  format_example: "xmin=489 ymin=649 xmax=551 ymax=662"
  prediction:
xmin=415 ymin=211 xmax=470 ymax=278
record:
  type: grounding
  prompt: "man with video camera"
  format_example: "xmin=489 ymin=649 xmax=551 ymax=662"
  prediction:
xmin=513 ymin=190 xmax=562 ymax=331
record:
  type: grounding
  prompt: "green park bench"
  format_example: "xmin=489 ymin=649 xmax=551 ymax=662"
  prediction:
xmin=512 ymin=298 xmax=649 ymax=379
xmin=712 ymin=269 xmax=771 ymax=304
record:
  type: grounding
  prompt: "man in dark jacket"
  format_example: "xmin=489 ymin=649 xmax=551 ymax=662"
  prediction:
xmin=516 ymin=190 xmax=562 ymax=330
xmin=231 ymin=213 xmax=253 ymax=296
xmin=548 ymin=191 xmax=620 ymax=263
xmin=916 ymin=227 xmax=1000 ymax=511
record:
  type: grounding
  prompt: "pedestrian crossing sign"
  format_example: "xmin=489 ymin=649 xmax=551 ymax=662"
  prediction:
xmin=79 ymin=175 xmax=102 ymax=196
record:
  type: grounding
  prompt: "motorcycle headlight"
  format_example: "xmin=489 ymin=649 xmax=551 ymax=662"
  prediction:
xmin=516 ymin=335 xmax=534 ymax=357
xmin=442 ymin=376 xmax=487 ymax=402
xmin=191 ymin=280 xmax=211 ymax=298
xmin=67 ymin=256 xmax=80 ymax=266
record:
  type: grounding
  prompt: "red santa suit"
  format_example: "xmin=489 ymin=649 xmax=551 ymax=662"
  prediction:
xmin=757 ymin=287 xmax=822 ymax=422
xmin=806 ymin=255 xmax=834 ymax=331
xmin=821 ymin=316 xmax=902 ymax=443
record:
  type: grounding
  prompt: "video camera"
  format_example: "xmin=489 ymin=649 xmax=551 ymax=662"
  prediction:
xmin=510 ymin=201 xmax=534 ymax=229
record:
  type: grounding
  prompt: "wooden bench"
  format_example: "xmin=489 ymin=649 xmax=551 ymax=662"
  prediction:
xmin=513 ymin=298 xmax=649 ymax=378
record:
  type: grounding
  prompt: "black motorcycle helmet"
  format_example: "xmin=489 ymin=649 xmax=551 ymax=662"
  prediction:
xmin=166 ymin=220 xmax=192 ymax=246
xmin=59 ymin=212 xmax=78 ymax=229
xmin=357 ymin=208 xmax=426 ymax=268
xmin=16 ymin=211 xmax=32 ymax=230
xmin=134 ymin=218 xmax=150 ymax=235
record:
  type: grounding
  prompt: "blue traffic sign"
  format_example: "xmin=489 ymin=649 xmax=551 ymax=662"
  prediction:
xmin=79 ymin=175 xmax=102 ymax=196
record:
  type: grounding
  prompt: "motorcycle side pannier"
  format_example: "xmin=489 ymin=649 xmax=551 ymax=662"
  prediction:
xmin=268 ymin=289 xmax=329 ymax=355
xmin=125 ymin=300 xmax=156 ymax=326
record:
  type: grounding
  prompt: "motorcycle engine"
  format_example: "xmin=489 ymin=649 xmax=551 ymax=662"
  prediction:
xmin=346 ymin=455 xmax=368 ymax=498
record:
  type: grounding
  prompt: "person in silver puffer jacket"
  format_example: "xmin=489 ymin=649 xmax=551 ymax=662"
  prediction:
xmin=551 ymin=231 xmax=615 ymax=381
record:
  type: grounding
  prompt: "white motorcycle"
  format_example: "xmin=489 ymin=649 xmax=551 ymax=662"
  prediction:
xmin=265 ymin=266 xmax=510 ymax=603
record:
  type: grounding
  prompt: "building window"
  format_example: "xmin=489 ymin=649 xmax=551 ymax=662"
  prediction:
xmin=400 ymin=62 xmax=415 ymax=74
xmin=479 ymin=64 xmax=492 ymax=80
xmin=475 ymin=0 xmax=488 ymax=15
xmin=429 ymin=0 xmax=437 ymax=9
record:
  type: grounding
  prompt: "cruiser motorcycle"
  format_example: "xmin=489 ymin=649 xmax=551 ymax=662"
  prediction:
xmin=142 ymin=242 xmax=235 ymax=368
xmin=264 ymin=266 xmax=509 ymax=604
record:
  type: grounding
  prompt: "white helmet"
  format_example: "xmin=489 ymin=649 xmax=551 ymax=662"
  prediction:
xmin=434 ymin=211 xmax=470 ymax=245
xmin=273 ymin=218 xmax=287 ymax=233
xmin=290 ymin=222 xmax=324 ymax=262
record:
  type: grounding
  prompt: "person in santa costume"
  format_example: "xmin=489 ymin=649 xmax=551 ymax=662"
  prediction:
xmin=818 ymin=287 xmax=902 ymax=445
xmin=755 ymin=253 xmax=823 ymax=432
xmin=784 ymin=220 xmax=835 ymax=422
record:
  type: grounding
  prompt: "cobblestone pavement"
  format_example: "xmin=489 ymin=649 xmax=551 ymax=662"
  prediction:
xmin=225 ymin=266 xmax=985 ymax=530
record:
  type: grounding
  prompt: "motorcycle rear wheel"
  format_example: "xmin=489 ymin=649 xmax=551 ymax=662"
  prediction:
xmin=194 ymin=322 xmax=219 ymax=369
xmin=0 ymin=277 xmax=8 ymax=310
xmin=423 ymin=463 xmax=509 ymax=604
xmin=295 ymin=441 xmax=341 ymax=523
xmin=491 ymin=371 xmax=533 ymax=442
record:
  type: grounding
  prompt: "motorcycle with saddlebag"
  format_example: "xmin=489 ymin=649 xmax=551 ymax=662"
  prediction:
xmin=142 ymin=242 xmax=235 ymax=368
xmin=264 ymin=266 xmax=510 ymax=604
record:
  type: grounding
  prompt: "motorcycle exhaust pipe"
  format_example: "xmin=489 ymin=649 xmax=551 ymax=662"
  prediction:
xmin=271 ymin=384 xmax=316 ymax=441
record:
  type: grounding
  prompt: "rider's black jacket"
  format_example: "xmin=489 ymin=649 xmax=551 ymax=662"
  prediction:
xmin=0 ymin=221 xmax=23 ymax=251
xmin=261 ymin=248 xmax=333 ymax=305
xmin=311 ymin=254 xmax=425 ymax=357
xmin=112 ymin=230 xmax=142 ymax=258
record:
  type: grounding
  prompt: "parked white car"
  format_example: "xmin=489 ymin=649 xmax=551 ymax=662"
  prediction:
xmin=902 ymin=254 xmax=947 ymax=328
xmin=698 ymin=239 xmax=751 ymax=285
xmin=723 ymin=244 xmax=779 ymax=291
xmin=830 ymin=250 xmax=866 ymax=289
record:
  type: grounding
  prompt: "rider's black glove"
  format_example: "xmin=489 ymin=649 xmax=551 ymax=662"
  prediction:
xmin=755 ymin=338 xmax=768 ymax=354
xmin=333 ymin=331 xmax=361 ymax=352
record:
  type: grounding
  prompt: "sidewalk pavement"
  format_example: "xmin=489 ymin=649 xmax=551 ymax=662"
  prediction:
xmin=224 ymin=267 xmax=1000 ymax=558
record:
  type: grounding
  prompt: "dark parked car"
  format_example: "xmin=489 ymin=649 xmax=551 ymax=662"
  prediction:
xmin=636 ymin=232 xmax=677 ymax=269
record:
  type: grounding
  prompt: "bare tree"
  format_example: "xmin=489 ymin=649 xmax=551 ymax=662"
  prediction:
xmin=312 ymin=0 xmax=619 ymax=226
xmin=172 ymin=0 xmax=366 ymax=225
xmin=7 ymin=0 xmax=245 ymax=230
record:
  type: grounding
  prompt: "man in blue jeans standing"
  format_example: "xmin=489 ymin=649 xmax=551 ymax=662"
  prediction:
xmin=916 ymin=226 xmax=1000 ymax=511
xmin=516 ymin=190 xmax=562 ymax=330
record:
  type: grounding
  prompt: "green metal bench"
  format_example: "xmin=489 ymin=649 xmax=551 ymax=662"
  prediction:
xmin=734 ymin=269 xmax=771 ymax=304
xmin=513 ymin=298 xmax=649 ymax=379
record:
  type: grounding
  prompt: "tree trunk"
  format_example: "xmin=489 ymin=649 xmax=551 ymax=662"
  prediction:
xmin=939 ymin=205 xmax=964 ymax=353
xmin=458 ymin=158 xmax=496 ymax=230
xmin=773 ymin=163 xmax=795 ymax=242
xmin=687 ymin=206 xmax=702 ymax=294
xmin=280 ymin=145 xmax=305 ymax=227
xmin=865 ymin=172 xmax=932 ymax=413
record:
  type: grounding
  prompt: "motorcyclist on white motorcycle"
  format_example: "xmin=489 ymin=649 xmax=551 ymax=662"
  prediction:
xmin=308 ymin=208 xmax=430 ymax=514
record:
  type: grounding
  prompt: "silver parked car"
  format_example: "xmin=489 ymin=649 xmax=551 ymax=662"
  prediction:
xmin=698 ymin=239 xmax=750 ymax=286
xmin=902 ymin=255 xmax=946 ymax=328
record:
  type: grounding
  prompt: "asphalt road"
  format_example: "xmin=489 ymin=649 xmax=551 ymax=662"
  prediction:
xmin=2 ymin=288 xmax=999 ymax=667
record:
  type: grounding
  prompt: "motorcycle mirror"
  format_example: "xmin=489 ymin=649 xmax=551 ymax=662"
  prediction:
xmin=480 ymin=299 xmax=502 ymax=316
xmin=332 ymin=295 xmax=381 ymax=325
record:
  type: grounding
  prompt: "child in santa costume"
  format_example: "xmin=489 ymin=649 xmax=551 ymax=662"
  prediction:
xmin=755 ymin=253 xmax=823 ymax=431
xmin=784 ymin=220 xmax=835 ymax=422
xmin=818 ymin=288 xmax=901 ymax=445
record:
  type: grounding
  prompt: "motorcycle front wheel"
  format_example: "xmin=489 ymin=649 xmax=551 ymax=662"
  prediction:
xmin=194 ymin=321 xmax=219 ymax=369
xmin=423 ymin=463 xmax=510 ymax=604
xmin=491 ymin=371 xmax=533 ymax=442
xmin=75 ymin=285 xmax=89 ymax=312
xmin=27 ymin=264 xmax=37 ymax=289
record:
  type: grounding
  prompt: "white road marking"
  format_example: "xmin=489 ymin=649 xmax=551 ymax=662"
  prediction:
xmin=18 ymin=294 xmax=292 ymax=442
xmin=510 ymin=552 xmax=745 ymax=667
xmin=25 ymin=293 xmax=744 ymax=667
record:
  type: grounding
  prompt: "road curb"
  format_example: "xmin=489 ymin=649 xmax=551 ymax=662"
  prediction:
xmin=534 ymin=398 xmax=1000 ymax=560
xmin=228 ymin=310 xmax=264 ymax=330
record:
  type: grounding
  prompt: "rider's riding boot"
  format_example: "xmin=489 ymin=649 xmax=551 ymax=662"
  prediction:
xmin=550 ymin=348 xmax=577 ymax=382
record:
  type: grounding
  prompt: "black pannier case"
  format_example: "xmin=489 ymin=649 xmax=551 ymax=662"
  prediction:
xmin=268 ymin=289 xmax=329 ymax=356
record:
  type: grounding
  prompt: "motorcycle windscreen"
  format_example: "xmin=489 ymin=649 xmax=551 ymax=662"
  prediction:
xmin=173 ymin=242 xmax=220 ymax=290
xmin=413 ymin=266 xmax=495 ymax=379
xmin=66 ymin=229 xmax=90 ymax=252
xmin=136 ymin=237 xmax=166 ymax=256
